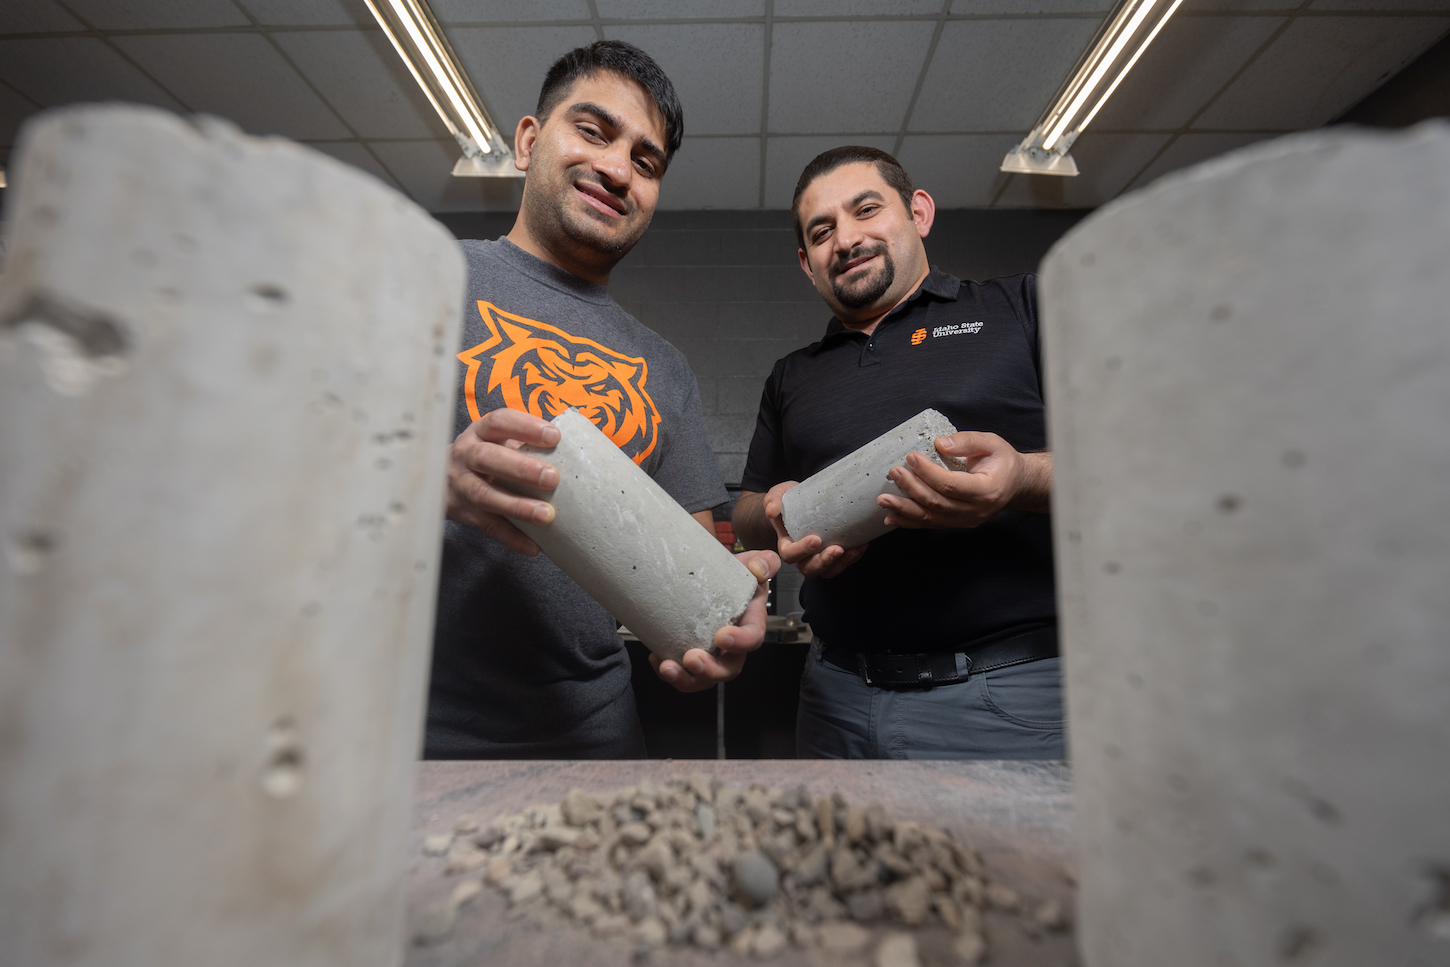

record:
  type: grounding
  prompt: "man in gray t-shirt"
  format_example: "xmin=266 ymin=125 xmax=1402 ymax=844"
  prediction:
xmin=428 ymin=43 xmax=777 ymax=758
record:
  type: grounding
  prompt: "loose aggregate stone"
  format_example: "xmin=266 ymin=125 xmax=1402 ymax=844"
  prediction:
xmin=416 ymin=775 xmax=1071 ymax=960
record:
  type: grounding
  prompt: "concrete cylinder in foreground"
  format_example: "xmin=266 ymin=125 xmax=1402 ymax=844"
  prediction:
xmin=511 ymin=407 xmax=758 ymax=662
xmin=0 ymin=106 xmax=464 ymax=967
xmin=1041 ymin=123 xmax=1450 ymax=967
xmin=781 ymin=407 xmax=962 ymax=548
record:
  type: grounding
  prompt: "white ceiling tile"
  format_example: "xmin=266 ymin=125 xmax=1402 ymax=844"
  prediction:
xmin=991 ymin=131 xmax=1171 ymax=206
xmin=1089 ymin=14 xmax=1286 ymax=130
xmin=896 ymin=133 xmax=1020 ymax=207
xmin=447 ymin=25 xmax=600 ymax=133
xmin=1181 ymin=0 xmax=1297 ymax=9
xmin=430 ymin=0 xmax=592 ymax=22
xmin=598 ymin=0 xmax=765 ymax=15
xmin=0 ymin=0 xmax=86 ymax=33
xmin=0 ymin=81 xmax=41 ymax=146
xmin=1123 ymin=130 xmax=1275 ymax=190
xmin=952 ymin=0 xmax=1109 ymax=13
xmin=302 ymin=140 xmax=405 ymax=192
xmin=911 ymin=19 xmax=1103 ymax=132
xmin=776 ymin=0 xmax=942 ymax=13
xmin=769 ymin=21 xmax=936 ymax=133
xmin=274 ymin=29 xmax=448 ymax=139
xmin=1195 ymin=16 xmax=1450 ymax=129
xmin=763 ymin=134 xmax=896 ymax=207
xmin=61 ymin=0 xmax=249 ymax=30
xmin=113 ymin=33 xmax=352 ymax=140
xmin=657 ymin=136 xmax=760 ymax=210
xmin=0 ymin=38 xmax=186 ymax=111
xmin=1311 ymin=0 xmax=1450 ymax=9
xmin=368 ymin=138 xmax=526 ymax=211
xmin=603 ymin=23 xmax=764 ymax=135
xmin=233 ymin=0 xmax=371 ymax=26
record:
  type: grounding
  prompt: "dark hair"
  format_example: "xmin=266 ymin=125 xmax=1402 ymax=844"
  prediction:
xmin=791 ymin=146 xmax=916 ymax=248
xmin=535 ymin=41 xmax=684 ymax=162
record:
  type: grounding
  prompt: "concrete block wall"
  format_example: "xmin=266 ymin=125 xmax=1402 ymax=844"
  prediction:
xmin=437 ymin=208 xmax=1089 ymax=488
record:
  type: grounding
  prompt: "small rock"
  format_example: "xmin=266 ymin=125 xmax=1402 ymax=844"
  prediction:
xmin=692 ymin=923 xmax=722 ymax=950
xmin=1033 ymin=898 xmax=1068 ymax=930
xmin=543 ymin=868 xmax=573 ymax=903
xmin=845 ymin=808 xmax=868 ymax=844
xmin=687 ymin=773 xmax=715 ymax=805
xmin=875 ymin=932 xmax=922 ymax=967
xmin=986 ymin=882 xmax=1021 ymax=912
xmin=789 ymin=921 xmax=817 ymax=947
xmin=634 ymin=915 xmax=667 ymax=947
xmin=444 ymin=842 xmax=488 ymax=874
xmin=637 ymin=836 xmax=675 ymax=881
xmin=569 ymin=892 xmax=604 ymax=923
xmin=952 ymin=930 xmax=987 ymax=966
xmin=754 ymin=923 xmax=788 ymax=958
xmin=696 ymin=803 xmax=717 ymax=839
xmin=593 ymin=913 xmax=631 ymax=937
xmin=624 ymin=871 xmax=658 ymax=922
xmin=504 ymin=871 xmax=543 ymax=905
xmin=561 ymin=787 xmax=604 ymax=826
xmin=533 ymin=826 xmax=579 ymax=851
xmin=619 ymin=822 xmax=652 ymax=845
xmin=847 ymin=889 xmax=885 ymax=922
xmin=817 ymin=921 xmax=871 ymax=955
xmin=794 ymin=844 xmax=828 ymax=887
xmin=473 ymin=825 xmax=503 ymax=849
xmin=816 ymin=798 xmax=836 ymax=849
xmin=454 ymin=815 xmax=479 ymax=834
xmin=732 ymin=851 xmax=780 ymax=907
xmin=422 ymin=832 xmax=454 ymax=856
xmin=884 ymin=875 xmax=931 ymax=925
xmin=720 ymin=901 xmax=749 ymax=938
xmin=771 ymin=807 xmax=796 ymax=828
xmin=865 ymin=804 xmax=890 ymax=842
xmin=574 ymin=829 xmax=600 ymax=851
xmin=935 ymin=894 xmax=962 ymax=930
xmin=412 ymin=899 xmax=457 ymax=945
xmin=484 ymin=856 xmax=512 ymax=885
xmin=875 ymin=845 xmax=915 ymax=878
xmin=728 ymin=926 xmax=757 ymax=955
xmin=450 ymin=879 xmax=483 ymax=907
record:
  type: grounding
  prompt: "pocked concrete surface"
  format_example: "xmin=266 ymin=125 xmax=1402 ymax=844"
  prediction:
xmin=509 ymin=408 xmax=758 ymax=663
xmin=0 ymin=104 xmax=465 ymax=967
xmin=781 ymin=408 xmax=964 ymax=549
xmin=1041 ymin=121 xmax=1450 ymax=967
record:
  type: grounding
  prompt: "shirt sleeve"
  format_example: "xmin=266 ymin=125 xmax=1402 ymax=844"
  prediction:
xmin=739 ymin=359 xmax=788 ymax=493
xmin=650 ymin=365 xmax=730 ymax=515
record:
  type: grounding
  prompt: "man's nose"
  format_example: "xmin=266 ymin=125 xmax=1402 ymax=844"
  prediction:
xmin=593 ymin=142 xmax=632 ymax=190
xmin=834 ymin=220 xmax=865 ymax=256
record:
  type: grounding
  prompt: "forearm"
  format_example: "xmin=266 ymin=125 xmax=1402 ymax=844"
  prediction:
xmin=732 ymin=491 xmax=776 ymax=550
xmin=1008 ymin=452 xmax=1053 ymax=513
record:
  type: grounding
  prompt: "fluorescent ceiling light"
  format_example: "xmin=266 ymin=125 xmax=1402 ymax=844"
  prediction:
xmin=1002 ymin=0 xmax=1185 ymax=177
xmin=362 ymin=0 xmax=522 ymax=178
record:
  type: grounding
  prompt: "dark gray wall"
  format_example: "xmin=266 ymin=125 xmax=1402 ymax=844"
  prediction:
xmin=435 ymin=208 xmax=1088 ymax=487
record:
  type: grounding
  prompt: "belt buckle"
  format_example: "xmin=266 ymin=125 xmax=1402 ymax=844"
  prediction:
xmin=855 ymin=653 xmax=873 ymax=686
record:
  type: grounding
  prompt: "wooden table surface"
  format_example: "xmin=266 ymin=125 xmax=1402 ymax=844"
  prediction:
xmin=405 ymin=760 xmax=1078 ymax=967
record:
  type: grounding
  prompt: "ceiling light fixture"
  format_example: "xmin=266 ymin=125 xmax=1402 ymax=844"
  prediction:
xmin=362 ymin=0 xmax=522 ymax=178
xmin=1001 ymin=0 xmax=1186 ymax=177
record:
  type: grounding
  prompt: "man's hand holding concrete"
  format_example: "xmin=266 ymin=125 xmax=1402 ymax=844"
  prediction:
xmin=735 ymin=484 xmax=867 ymax=580
xmin=652 ymin=549 xmax=780 ymax=692
xmin=880 ymin=430 xmax=1052 ymax=529
xmin=446 ymin=407 xmax=562 ymax=555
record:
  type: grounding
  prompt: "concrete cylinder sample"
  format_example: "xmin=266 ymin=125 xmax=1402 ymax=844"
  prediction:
xmin=1040 ymin=122 xmax=1450 ymax=967
xmin=780 ymin=407 xmax=962 ymax=548
xmin=509 ymin=407 xmax=758 ymax=663
xmin=0 ymin=106 xmax=464 ymax=967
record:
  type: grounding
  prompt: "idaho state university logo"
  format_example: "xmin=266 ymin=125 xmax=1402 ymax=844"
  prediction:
xmin=458 ymin=301 xmax=662 ymax=465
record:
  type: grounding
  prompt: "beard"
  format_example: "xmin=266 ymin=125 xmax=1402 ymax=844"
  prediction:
xmin=522 ymin=170 xmax=649 ymax=267
xmin=830 ymin=244 xmax=895 ymax=309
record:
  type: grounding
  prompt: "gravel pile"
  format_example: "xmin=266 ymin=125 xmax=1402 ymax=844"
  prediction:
xmin=417 ymin=775 xmax=1069 ymax=963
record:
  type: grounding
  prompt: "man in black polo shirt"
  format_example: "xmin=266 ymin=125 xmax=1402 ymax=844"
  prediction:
xmin=733 ymin=146 xmax=1061 ymax=759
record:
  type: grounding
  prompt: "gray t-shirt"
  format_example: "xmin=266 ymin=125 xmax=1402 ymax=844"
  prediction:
xmin=426 ymin=238 xmax=726 ymax=759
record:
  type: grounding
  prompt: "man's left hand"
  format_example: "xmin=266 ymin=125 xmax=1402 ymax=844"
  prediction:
xmin=650 ymin=549 xmax=780 ymax=692
xmin=879 ymin=431 xmax=1052 ymax=529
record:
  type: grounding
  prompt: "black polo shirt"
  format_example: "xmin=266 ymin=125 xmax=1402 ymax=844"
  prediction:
xmin=740 ymin=268 xmax=1055 ymax=653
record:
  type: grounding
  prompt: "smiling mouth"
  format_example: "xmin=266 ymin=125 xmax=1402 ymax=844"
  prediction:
xmin=835 ymin=253 xmax=878 ymax=278
xmin=574 ymin=181 xmax=627 ymax=218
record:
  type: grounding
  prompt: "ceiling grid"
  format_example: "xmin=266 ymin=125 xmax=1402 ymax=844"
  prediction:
xmin=0 ymin=0 xmax=1444 ymax=211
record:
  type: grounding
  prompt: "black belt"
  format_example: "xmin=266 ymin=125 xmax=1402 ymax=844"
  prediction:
xmin=821 ymin=625 xmax=1058 ymax=689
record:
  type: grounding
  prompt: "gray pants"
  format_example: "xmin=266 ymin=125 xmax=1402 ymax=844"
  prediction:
xmin=796 ymin=639 xmax=1066 ymax=760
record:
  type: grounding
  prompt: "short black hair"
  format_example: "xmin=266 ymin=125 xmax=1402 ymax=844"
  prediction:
xmin=791 ymin=146 xmax=916 ymax=248
xmin=535 ymin=41 xmax=684 ymax=162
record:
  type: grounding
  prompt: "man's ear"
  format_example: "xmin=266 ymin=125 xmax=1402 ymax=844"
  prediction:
xmin=911 ymin=189 xmax=936 ymax=239
xmin=797 ymin=247 xmax=816 ymax=284
xmin=513 ymin=116 xmax=541 ymax=173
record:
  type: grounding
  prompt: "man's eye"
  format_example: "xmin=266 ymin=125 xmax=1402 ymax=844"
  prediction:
xmin=859 ymin=205 xmax=879 ymax=216
xmin=812 ymin=229 xmax=831 ymax=244
xmin=634 ymin=158 xmax=656 ymax=176
xmin=578 ymin=125 xmax=604 ymax=142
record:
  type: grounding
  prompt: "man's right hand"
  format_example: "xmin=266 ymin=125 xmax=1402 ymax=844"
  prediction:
xmin=446 ymin=407 xmax=561 ymax=556
xmin=761 ymin=481 xmax=867 ymax=579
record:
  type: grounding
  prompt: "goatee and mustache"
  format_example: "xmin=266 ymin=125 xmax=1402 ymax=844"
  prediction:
xmin=830 ymin=244 xmax=894 ymax=309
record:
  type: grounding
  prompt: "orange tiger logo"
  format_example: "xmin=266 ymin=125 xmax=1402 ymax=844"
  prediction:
xmin=458 ymin=301 xmax=662 ymax=465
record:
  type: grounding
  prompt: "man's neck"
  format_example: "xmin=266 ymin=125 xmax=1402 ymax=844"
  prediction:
xmin=838 ymin=264 xmax=931 ymax=337
xmin=506 ymin=218 xmax=612 ymax=286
